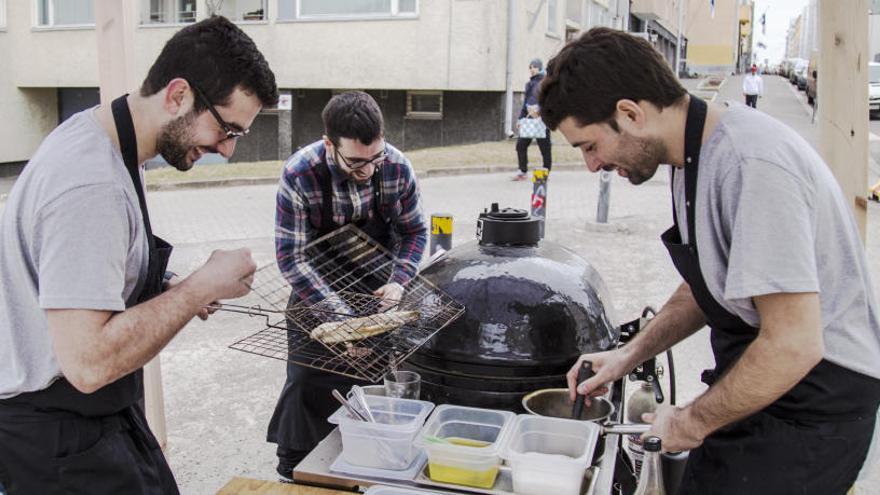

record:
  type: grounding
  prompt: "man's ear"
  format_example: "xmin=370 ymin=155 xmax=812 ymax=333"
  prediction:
xmin=614 ymin=99 xmax=645 ymax=132
xmin=163 ymin=78 xmax=193 ymax=117
xmin=322 ymin=135 xmax=334 ymax=151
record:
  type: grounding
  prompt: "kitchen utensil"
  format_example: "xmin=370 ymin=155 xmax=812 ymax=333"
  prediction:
xmin=332 ymin=389 xmax=367 ymax=422
xmin=217 ymin=225 xmax=465 ymax=382
xmin=349 ymin=385 xmax=376 ymax=422
xmin=523 ymin=389 xmax=651 ymax=435
xmin=572 ymin=361 xmax=594 ymax=420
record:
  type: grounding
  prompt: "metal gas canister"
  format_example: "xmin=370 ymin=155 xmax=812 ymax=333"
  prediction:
xmin=626 ymin=381 xmax=660 ymax=477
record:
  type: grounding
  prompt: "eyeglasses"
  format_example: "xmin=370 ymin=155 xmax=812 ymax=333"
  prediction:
xmin=190 ymin=83 xmax=249 ymax=141
xmin=334 ymin=145 xmax=386 ymax=171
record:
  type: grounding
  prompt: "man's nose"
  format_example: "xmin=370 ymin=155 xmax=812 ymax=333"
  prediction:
xmin=583 ymin=152 xmax=603 ymax=173
xmin=217 ymin=138 xmax=237 ymax=159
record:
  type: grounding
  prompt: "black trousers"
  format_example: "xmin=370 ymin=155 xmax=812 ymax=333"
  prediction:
xmin=679 ymin=410 xmax=876 ymax=495
xmin=0 ymin=403 xmax=178 ymax=495
xmin=745 ymin=94 xmax=758 ymax=108
xmin=516 ymin=129 xmax=552 ymax=173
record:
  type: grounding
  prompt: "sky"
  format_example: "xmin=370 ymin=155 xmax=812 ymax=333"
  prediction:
xmin=750 ymin=0 xmax=811 ymax=65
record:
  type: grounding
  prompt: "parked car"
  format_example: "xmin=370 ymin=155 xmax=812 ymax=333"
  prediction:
xmin=806 ymin=57 xmax=818 ymax=105
xmin=790 ymin=59 xmax=808 ymax=86
xmin=870 ymin=62 xmax=880 ymax=119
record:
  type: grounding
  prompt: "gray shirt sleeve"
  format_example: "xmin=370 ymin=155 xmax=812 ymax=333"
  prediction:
xmin=35 ymin=183 xmax=134 ymax=311
xmin=720 ymin=157 xmax=820 ymax=302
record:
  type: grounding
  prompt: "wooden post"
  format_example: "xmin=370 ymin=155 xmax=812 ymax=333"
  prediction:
xmin=94 ymin=0 xmax=169 ymax=449
xmin=817 ymin=0 xmax=869 ymax=239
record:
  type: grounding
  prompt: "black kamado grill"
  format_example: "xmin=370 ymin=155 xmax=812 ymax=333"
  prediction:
xmin=407 ymin=203 xmax=619 ymax=411
xmin=289 ymin=204 xmax=681 ymax=495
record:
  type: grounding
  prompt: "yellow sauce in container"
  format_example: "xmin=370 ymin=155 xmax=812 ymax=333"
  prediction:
xmin=428 ymin=463 xmax=499 ymax=488
xmin=426 ymin=437 xmax=500 ymax=488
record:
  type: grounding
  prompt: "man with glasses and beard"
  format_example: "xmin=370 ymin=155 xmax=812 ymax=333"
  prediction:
xmin=269 ymin=91 xmax=427 ymax=481
xmin=542 ymin=28 xmax=880 ymax=494
xmin=0 ymin=16 xmax=277 ymax=494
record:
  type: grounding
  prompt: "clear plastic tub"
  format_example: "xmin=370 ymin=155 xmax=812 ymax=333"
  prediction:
xmin=414 ymin=405 xmax=515 ymax=488
xmin=363 ymin=485 xmax=437 ymax=494
xmin=327 ymin=395 xmax=434 ymax=470
xmin=500 ymin=414 xmax=599 ymax=495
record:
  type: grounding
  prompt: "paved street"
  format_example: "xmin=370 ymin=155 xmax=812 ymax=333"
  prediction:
xmin=1 ymin=75 xmax=879 ymax=493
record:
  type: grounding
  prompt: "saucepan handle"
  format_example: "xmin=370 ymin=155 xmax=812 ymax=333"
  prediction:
xmin=571 ymin=360 xmax=595 ymax=420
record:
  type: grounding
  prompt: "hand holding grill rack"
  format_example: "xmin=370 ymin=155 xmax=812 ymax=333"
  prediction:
xmin=212 ymin=224 xmax=465 ymax=383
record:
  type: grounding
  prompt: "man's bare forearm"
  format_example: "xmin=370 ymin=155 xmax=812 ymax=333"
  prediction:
xmin=51 ymin=277 xmax=214 ymax=392
xmin=683 ymin=293 xmax=823 ymax=436
xmin=622 ymin=282 xmax=706 ymax=366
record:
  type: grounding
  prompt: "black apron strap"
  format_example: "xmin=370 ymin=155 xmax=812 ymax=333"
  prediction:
xmin=111 ymin=96 xmax=157 ymax=253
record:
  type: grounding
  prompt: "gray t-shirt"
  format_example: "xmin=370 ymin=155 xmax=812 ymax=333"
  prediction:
xmin=672 ymin=103 xmax=880 ymax=380
xmin=0 ymin=108 xmax=148 ymax=399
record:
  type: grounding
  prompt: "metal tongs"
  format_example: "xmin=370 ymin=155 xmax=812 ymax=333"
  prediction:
xmin=331 ymin=386 xmax=376 ymax=422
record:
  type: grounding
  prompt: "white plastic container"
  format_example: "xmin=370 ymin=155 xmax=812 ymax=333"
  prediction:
xmin=500 ymin=414 xmax=599 ymax=495
xmin=327 ymin=395 xmax=434 ymax=470
xmin=414 ymin=405 xmax=515 ymax=489
xmin=363 ymin=485 xmax=438 ymax=494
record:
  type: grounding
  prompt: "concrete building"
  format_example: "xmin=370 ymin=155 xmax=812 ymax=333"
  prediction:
xmin=629 ymin=0 xmax=686 ymax=73
xmin=786 ymin=14 xmax=803 ymax=60
xmin=0 ymin=0 xmax=629 ymax=174
xmin=684 ymin=0 xmax=753 ymax=76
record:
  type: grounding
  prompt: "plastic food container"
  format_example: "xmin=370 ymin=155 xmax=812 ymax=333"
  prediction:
xmin=363 ymin=485 xmax=437 ymax=494
xmin=415 ymin=405 xmax=515 ymax=488
xmin=500 ymin=414 xmax=599 ymax=495
xmin=327 ymin=395 xmax=434 ymax=470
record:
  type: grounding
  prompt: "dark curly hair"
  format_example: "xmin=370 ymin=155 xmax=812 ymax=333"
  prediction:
xmin=322 ymin=91 xmax=384 ymax=146
xmin=140 ymin=15 xmax=278 ymax=110
xmin=539 ymin=27 xmax=686 ymax=131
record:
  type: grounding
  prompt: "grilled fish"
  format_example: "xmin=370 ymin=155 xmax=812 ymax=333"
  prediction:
xmin=310 ymin=310 xmax=421 ymax=344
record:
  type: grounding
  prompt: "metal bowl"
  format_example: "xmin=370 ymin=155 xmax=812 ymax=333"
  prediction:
xmin=522 ymin=388 xmax=615 ymax=423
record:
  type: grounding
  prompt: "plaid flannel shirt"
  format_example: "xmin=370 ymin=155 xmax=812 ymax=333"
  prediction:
xmin=275 ymin=140 xmax=427 ymax=305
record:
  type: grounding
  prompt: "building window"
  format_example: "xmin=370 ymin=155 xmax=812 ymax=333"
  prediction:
xmin=406 ymin=91 xmax=442 ymax=120
xmin=546 ymin=0 xmax=559 ymax=35
xmin=141 ymin=0 xmax=197 ymax=25
xmin=212 ymin=0 xmax=266 ymax=21
xmin=280 ymin=0 xmax=418 ymax=20
xmin=565 ymin=0 xmax=581 ymax=26
xmin=36 ymin=0 xmax=94 ymax=27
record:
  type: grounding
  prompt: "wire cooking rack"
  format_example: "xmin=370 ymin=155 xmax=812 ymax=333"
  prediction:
xmin=219 ymin=224 xmax=464 ymax=382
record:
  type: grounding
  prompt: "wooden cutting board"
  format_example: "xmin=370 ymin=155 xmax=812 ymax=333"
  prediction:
xmin=216 ymin=477 xmax=355 ymax=495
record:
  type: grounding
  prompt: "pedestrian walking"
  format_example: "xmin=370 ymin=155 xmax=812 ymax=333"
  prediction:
xmin=743 ymin=64 xmax=763 ymax=108
xmin=0 ymin=16 xmax=277 ymax=495
xmin=513 ymin=59 xmax=552 ymax=181
xmin=540 ymin=27 xmax=880 ymax=494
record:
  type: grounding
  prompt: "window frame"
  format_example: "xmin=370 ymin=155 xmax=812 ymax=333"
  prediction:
xmin=282 ymin=0 xmax=419 ymax=22
xmin=140 ymin=0 xmax=198 ymax=27
xmin=0 ymin=0 xmax=6 ymax=29
xmin=405 ymin=90 xmax=443 ymax=120
xmin=33 ymin=0 xmax=95 ymax=29
xmin=213 ymin=0 xmax=268 ymax=23
xmin=546 ymin=0 xmax=560 ymax=37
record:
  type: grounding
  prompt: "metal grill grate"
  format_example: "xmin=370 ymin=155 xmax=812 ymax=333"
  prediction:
xmin=222 ymin=225 xmax=464 ymax=382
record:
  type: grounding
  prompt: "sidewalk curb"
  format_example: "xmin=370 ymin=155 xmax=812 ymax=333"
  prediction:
xmin=145 ymin=162 xmax=588 ymax=192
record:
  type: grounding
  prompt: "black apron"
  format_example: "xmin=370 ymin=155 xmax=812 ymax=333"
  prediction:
xmin=0 ymin=96 xmax=178 ymax=495
xmin=664 ymin=95 xmax=880 ymax=495
xmin=267 ymin=158 xmax=396 ymax=465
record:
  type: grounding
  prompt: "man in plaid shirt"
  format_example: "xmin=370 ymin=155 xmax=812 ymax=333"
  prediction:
xmin=268 ymin=91 xmax=427 ymax=480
